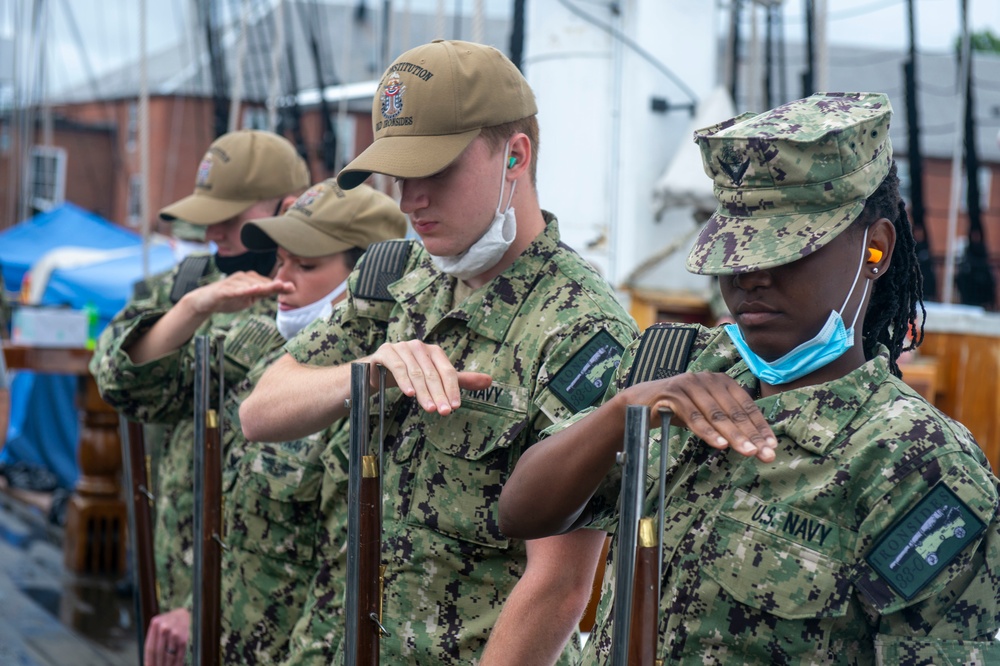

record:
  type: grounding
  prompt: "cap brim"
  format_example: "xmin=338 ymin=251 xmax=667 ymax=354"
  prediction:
xmin=241 ymin=217 xmax=352 ymax=258
xmin=686 ymin=199 xmax=866 ymax=276
xmin=337 ymin=130 xmax=481 ymax=190
xmin=159 ymin=192 xmax=257 ymax=225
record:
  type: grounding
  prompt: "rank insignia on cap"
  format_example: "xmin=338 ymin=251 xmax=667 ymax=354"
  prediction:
xmin=865 ymin=483 xmax=986 ymax=600
xmin=549 ymin=330 xmax=624 ymax=412
xmin=381 ymin=72 xmax=405 ymax=120
xmin=718 ymin=156 xmax=751 ymax=186
xmin=196 ymin=157 xmax=213 ymax=189
xmin=292 ymin=184 xmax=325 ymax=214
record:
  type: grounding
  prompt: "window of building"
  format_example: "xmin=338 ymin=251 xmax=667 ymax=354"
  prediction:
xmin=29 ymin=145 xmax=66 ymax=211
xmin=127 ymin=102 xmax=138 ymax=152
xmin=242 ymin=107 xmax=268 ymax=130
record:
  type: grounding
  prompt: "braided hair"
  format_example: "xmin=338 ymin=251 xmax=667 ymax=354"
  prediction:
xmin=854 ymin=161 xmax=927 ymax=377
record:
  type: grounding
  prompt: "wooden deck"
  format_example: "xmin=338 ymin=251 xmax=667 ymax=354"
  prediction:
xmin=0 ymin=490 xmax=137 ymax=666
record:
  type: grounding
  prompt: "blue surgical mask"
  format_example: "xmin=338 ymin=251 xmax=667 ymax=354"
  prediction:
xmin=724 ymin=234 xmax=872 ymax=386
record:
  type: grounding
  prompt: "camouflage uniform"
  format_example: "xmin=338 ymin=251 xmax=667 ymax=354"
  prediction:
xmin=217 ymin=347 xmax=343 ymax=664
xmin=91 ymin=256 xmax=285 ymax=610
xmin=555 ymin=324 xmax=1000 ymax=664
xmin=281 ymin=217 xmax=638 ymax=665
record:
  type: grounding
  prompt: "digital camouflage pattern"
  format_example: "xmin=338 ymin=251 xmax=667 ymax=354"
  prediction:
xmin=557 ymin=324 xmax=1000 ymax=665
xmin=90 ymin=255 xmax=285 ymax=611
xmin=217 ymin=347 xmax=344 ymax=664
xmin=687 ymin=92 xmax=893 ymax=276
xmin=282 ymin=216 xmax=638 ymax=665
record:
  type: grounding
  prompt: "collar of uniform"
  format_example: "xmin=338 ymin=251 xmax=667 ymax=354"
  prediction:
xmin=760 ymin=350 xmax=891 ymax=456
xmin=459 ymin=212 xmax=561 ymax=342
xmin=389 ymin=213 xmax=562 ymax=343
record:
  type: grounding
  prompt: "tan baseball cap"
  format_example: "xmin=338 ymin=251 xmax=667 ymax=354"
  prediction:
xmin=240 ymin=180 xmax=407 ymax=257
xmin=160 ymin=130 xmax=310 ymax=225
xmin=337 ymin=39 xmax=537 ymax=190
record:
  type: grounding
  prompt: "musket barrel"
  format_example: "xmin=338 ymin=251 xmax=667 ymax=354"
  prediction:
xmin=346 ymin=362 xmax=382 ymax=665
xmin=610 ymin=404 xmax=650 ymax=666
xmin=192 ymin=336 xmax=223 ymax=666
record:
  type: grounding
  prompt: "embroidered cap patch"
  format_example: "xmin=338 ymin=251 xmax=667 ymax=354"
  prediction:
xmin=549 ymin=330 xmax=623 ymax=412
xmin=865 ymin=483 xmax=985 ymax=600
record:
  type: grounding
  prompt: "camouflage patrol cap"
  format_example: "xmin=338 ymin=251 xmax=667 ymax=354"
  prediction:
xmin=241 ymin=180 xmax=407 ymax=257
xmin=337 ymin=39 xmax=537 ymax=190
xmin=686 ymin=92 xmax=893 ymax=275
xmin=160 ymin=130 xmax=310 ymax=225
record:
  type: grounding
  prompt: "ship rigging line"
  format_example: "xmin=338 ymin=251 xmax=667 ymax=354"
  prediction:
xmin=556 ymin=0 xmax=698 ymax=111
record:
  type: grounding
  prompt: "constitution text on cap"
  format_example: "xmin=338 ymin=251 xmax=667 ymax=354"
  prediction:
xmin=337 ymin=40 xmax=537 ymax=190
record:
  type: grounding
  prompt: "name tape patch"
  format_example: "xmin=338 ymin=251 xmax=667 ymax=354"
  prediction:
xmin=549 ymin=330 xmax=624 ymax=412
xmin=866 ymin=483 xmax=985 ymax=600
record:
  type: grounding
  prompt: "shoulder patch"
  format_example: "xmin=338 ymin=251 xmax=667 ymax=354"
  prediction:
xmin=865 ymin=483 xmax=986 ymax=600
xmin=625 ymin=324 xmax=697 ymax=387
xmin=354 ymin=240 xmax=414 ymax=301
xmin=549 ymin=330 xmax=624 ymax=412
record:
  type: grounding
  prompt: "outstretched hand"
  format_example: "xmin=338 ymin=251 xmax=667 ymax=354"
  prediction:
xmin=368 ymin=340 xmax=492 ymax=415
xmin=183 ymin=271 xmax=294 ymax=316
xmin=621 ymin=371 xmax=777 ymax=462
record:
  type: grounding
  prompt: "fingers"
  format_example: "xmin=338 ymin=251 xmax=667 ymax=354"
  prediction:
xmin=189 ymin=272 xmax=293 ymax=314
xmin=143 ymin=608 xmax=189 ymax=666
xmin=631 ymin=372 xmax=777 ymax=462
xmin=457 ymin=371 xmax=492 ymax=392
xmin=372 ymin=342 xmax=487 ymax=415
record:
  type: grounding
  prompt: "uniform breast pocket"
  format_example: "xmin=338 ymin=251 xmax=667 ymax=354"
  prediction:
xmin=704 ymin=515 xmax=851 ymax=619
xmin=227 ymin=447 xmax=324 ymax=564
xmin=701 ymin=515 xmax=854 ymax=659
xmin=407 ymin=400 xmax=527 ymax=550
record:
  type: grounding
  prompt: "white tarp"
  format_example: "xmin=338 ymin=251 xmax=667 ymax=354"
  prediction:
xmin=651 ymin=86 xmax=736 ymax=219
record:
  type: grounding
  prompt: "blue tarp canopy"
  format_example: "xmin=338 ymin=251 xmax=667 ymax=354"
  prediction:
xmin=1 ymin=203 xmax=177 ymax=489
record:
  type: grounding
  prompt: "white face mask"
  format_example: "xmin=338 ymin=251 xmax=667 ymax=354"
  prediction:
xmin=275 ymin=279 xmax=348 ymax=339
xmin=430 ymin=141 xmax=517 ymax=280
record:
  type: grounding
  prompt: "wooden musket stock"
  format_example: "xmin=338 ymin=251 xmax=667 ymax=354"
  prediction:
xmin=346 ymin=363 xmax=389 ymax=665
xmin=193 ymin=335 xmax=223 ymax=666
xmin=120 ymin=420 xmax=159 ymax=644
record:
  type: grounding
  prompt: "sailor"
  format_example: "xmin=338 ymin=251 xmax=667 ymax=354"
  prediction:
xmin=240 ymin=40 xmax=639 ymax=665
xmin=90 ymin=130 xmax=309 ymax=666
xmin=499 ymin=92 xmax=1000 ymax=664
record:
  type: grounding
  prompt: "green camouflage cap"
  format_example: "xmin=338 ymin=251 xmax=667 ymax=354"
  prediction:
xmin=241 ymin=180 xmax=407 ymax=257
xmin=337 ymin=39 xmax=537 ymax=190
xmin=686 ymin=92 xmax=892 ymax=275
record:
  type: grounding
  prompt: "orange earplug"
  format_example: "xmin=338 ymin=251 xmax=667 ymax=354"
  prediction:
xmin=867 ymin=247 xmax=883 ymax=263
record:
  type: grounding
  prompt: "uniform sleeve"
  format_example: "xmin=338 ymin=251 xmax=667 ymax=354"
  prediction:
xmin=855 ymin=449 xmax=1000 ymax=660
xmin=94 ymin=306 xmax=284 ymax=426
xmin=537 ymin=334 xmax=643 ymax=532
xmin=531 ymin=313 xmax=636 ymax=433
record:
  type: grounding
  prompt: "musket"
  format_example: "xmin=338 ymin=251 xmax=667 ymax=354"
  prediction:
xmin=119 ymin=417 xmax=159 ymax=663
xmin=611 ymin=407 xmax=671 ymax=666
xmin=345 ymin=362 xmax=390 ymax=665
xmin=193 ymin=335 xmax=224 ymax=666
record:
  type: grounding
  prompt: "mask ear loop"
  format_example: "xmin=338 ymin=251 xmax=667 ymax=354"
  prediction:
xmin=840 ymin=230 xmax=872 ymax=331
xmin=496 ymin=140 xmax=518 ymax=215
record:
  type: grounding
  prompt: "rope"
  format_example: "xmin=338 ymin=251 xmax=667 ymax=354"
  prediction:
xmin=229 ymin=0 xmax=251 ymax=132
xmin=267 ymin=0 xmax=286 ymax=132
xmin=139 ymin=0 xmax=151 ymax=277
